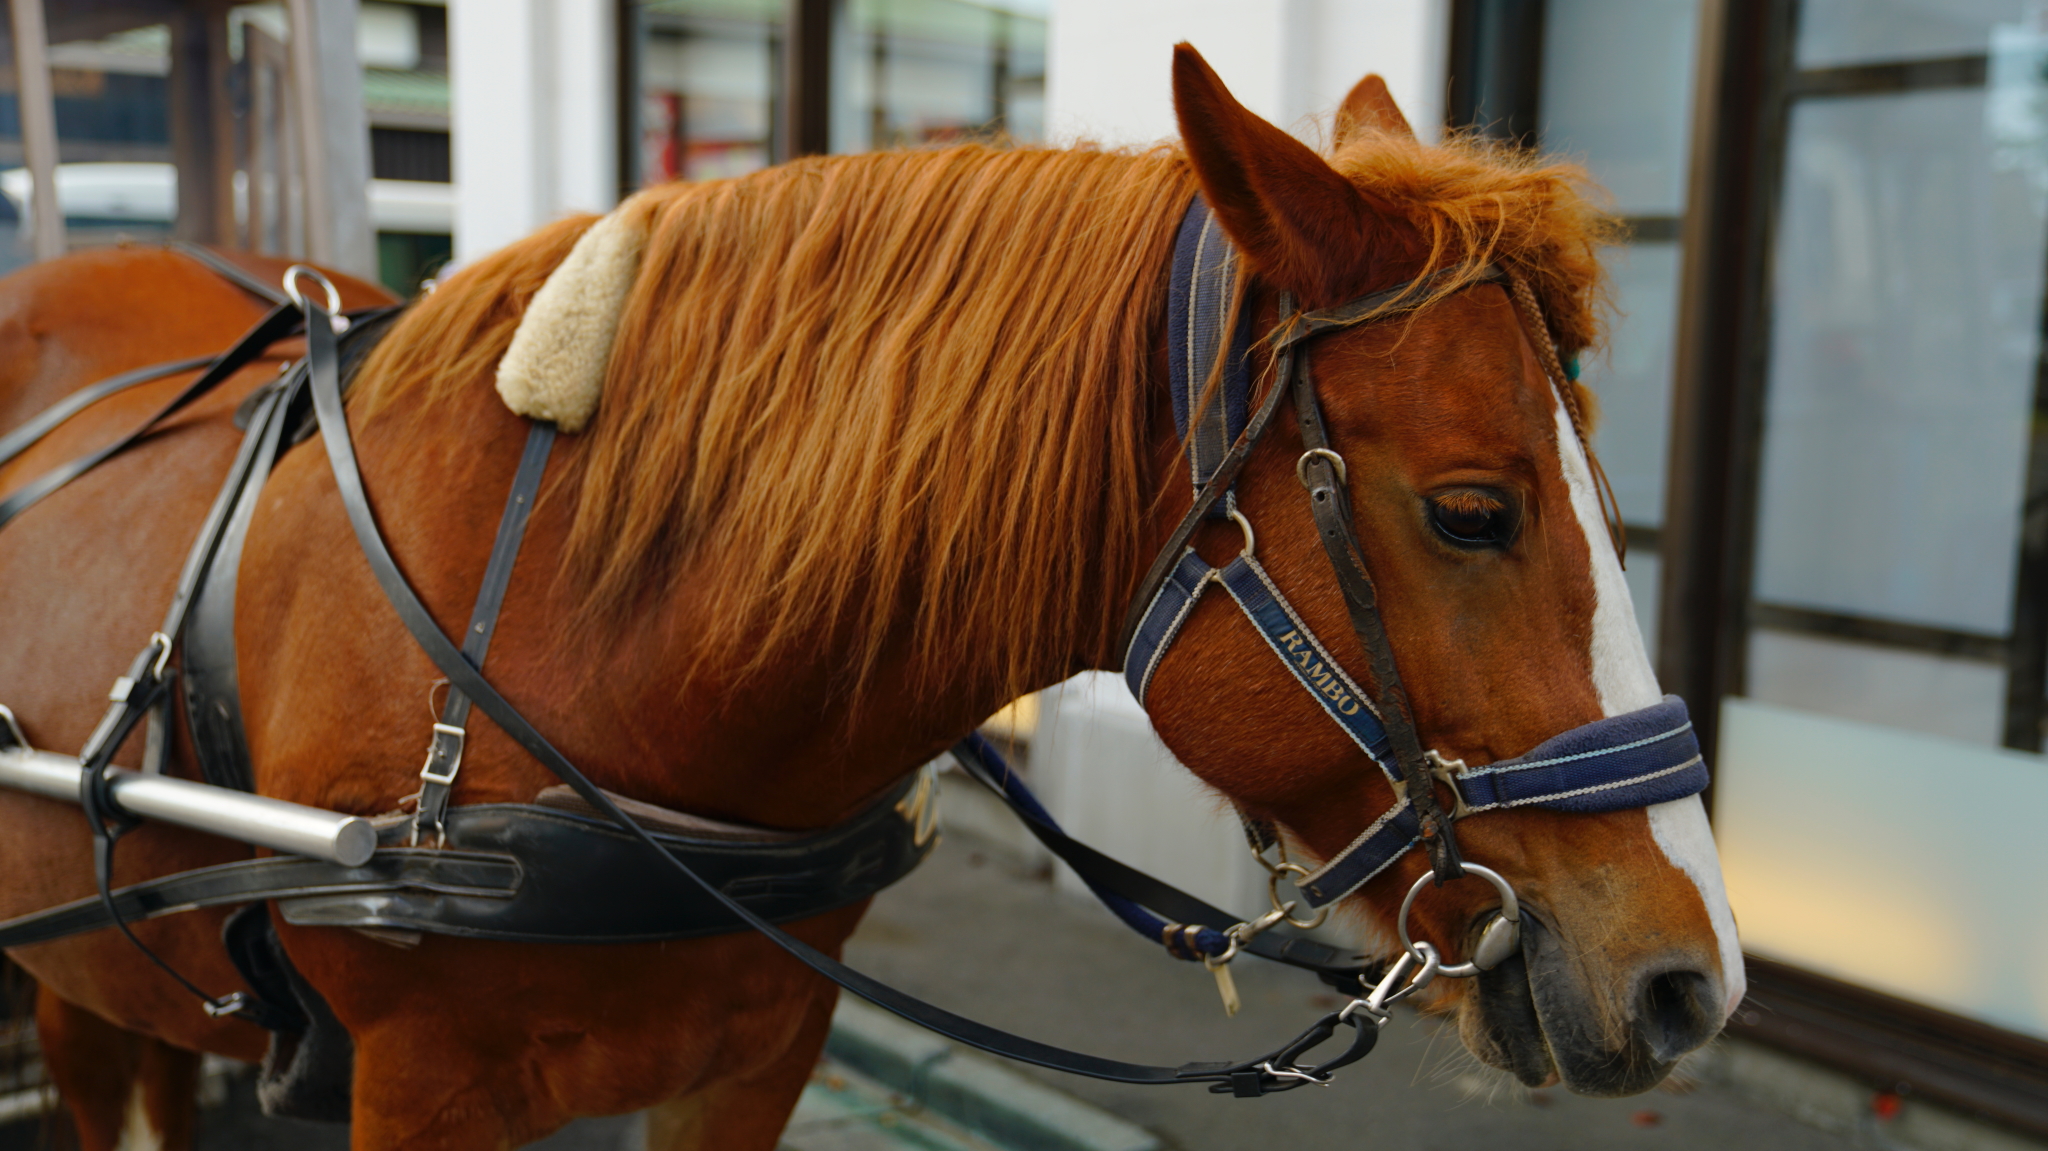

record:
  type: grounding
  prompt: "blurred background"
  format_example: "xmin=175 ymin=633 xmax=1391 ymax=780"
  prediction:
xmin=5 ymin=0 xmax=2048 ymax=1148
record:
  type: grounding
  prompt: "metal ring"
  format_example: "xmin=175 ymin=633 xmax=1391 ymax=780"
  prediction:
xmin=1295 ymin=448 xmax=1348 ymax=489
xmin=1226 ymin=508 xmax=1256 ymax=558
xmin=281 ymin=265 xmax=343 ymax=316
xmin=1267 ymin=863 xmax=1329 ymax=930
xmin=1396 ymin=863 xmax=1520 ymax=978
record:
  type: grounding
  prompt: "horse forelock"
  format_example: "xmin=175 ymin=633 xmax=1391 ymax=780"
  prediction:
xmin=348 ymin=131 xmax=1619 ymax=708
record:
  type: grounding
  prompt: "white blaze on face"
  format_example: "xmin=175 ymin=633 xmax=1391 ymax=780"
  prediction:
xmin=1549 ymin=399 xmax=1746 ymax=1018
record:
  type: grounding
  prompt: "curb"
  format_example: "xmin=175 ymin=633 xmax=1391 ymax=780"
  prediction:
xmin=825 ymin=997 xmax=1162 ymax=1151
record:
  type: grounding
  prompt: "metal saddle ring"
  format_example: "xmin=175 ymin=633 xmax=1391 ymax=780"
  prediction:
xmin=1395 ymin=862 xmax=1522 ymax=978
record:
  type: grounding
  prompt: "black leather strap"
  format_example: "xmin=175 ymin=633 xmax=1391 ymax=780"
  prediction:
xmin=0 ymin=304 xmax=301 ymax=533
xmin=0 ymin=355 xmax=218 ymax=471
xmin=0 ymin=851 xmax=520 ymax=951
xmin=169 ymin=242 xmax=294 ymax=307
xmin=413 ymin=421 xmax=556 ymax=840
xmin=1289 ymin=353 xmax=1463 ymax=879
xmin=949 ymin=739 xmax=1377 ymax=991
xmin=302 ymin=299 xmax=1364 ymax=1093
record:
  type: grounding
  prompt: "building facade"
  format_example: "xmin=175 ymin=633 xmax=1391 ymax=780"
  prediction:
xmin=7 ymin=0 xmax=2045 ymax=1139
xmin=448 ymin=0 xmax=2048 ymax=1136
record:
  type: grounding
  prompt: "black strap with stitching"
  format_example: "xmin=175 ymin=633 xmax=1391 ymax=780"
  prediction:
xmin=300 ymin=299 xmax=1380 ymax=1095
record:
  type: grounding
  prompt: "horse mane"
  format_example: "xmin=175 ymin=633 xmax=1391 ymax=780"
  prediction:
xmin=350 ymin=131 xmax=1613 ymax=706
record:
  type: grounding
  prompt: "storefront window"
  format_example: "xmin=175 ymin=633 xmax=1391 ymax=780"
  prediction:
xmin=635 ymin=0 xmax=784 ymax=184
xmin=1713 ymin=1 xmax=2048 ymax=1041
xmin=830 ymin=0 xmax=1046 ymax=152
xmin=630 ymin=0 xmax=1045 ymax=190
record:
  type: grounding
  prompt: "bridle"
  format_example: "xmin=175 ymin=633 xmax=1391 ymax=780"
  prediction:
xmin=0 ymin=200 xmax=1709 ymax=1103
xmin=1112 ymin=192 xmax=1709 ymax=983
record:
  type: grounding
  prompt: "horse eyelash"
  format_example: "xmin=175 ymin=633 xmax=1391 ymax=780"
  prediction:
xmin=1433 ymin=490 xmax=1504 ymax=517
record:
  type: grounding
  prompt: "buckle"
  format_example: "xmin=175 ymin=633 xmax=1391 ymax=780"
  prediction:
xmin=1424 ymin=750 xmax=1473 ymax=819
xmin=1389 ymin=752 xmax=1473 ymax=821
xmin=417 ymin=723 xmax=466 ymax=786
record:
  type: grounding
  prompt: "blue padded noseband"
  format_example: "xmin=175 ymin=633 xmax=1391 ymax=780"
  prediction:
xmin=1122 ymin=194 xmax=1708 ymax=910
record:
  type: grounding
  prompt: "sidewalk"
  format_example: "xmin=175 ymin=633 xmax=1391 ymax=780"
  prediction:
xmin=839 ymin=799 xmax=1863 ymax=1151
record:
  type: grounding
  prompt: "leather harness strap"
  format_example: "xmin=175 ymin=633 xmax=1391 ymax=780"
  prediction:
xmin=301 ymin=297 xmax=1383 ymax=1095
xmin=168 ymin=242 xmax=295 ymax=308
xmin=410 ymin=421 xmax=557 ymax=844
xmin=0 ymin=355 xmax=219 ymax=471
xmin=1283 ymin=341 xmax=1464 ymax=877
xmin=0 ymin=303 xmax=302 ymax=533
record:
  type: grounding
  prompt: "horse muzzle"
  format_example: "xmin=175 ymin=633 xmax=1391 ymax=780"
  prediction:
xmin=1460 ymin=907 xmax=1727 ymax=1096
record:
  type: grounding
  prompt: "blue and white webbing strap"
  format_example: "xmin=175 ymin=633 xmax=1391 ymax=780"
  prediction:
xmin=1212 ymin=556 xmax=1402 ymax=785
xmin=1293 ymin=696 xmax=1707 ymax=908
xmin=1167 ymin=193 xmax=1255 ymax=505
xmin=1121 ymin=543 xmax=1710 ymax=910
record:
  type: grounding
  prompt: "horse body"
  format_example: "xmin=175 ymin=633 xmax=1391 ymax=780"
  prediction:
xmin=0 ymin=51 xmax=1740 ymax=1150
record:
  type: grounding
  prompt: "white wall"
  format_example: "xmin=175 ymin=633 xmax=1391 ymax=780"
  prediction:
xmin=1046 ymin=0 xmax=1449 ymax=149
xmin=449 ymin=0 xmax=618 ymax=263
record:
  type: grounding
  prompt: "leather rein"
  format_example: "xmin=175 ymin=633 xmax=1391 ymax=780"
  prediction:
xmin=0 ymin=209 xmax=1710 ymax=1102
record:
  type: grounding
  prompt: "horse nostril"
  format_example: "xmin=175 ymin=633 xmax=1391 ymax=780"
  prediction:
xmin=1637 ymin=969 xmax=1718 ymax=1063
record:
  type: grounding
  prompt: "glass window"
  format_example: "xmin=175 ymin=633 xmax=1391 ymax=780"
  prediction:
xmin=1539 ymin=0 xmax=1700 ymax=217
xmin=635 ymin=0 xmax=784 ymax=185
xmin=1715 ymin=7 xmax=2048 ymax=1045
xmin=1587 ymin=241 xmax=1682 ymax=530
xmin=1798 ymin=0 xmax=2038 ymax=69
xmin=1751 ymin=90 xmax=2041 ymax=641
xmin=831 ymin=0 xmax=1046 ymax=152
xmin=1537 ymin=0 xmax=1701 ymax=656
xmin=1715 ymin=697 xmax=2048 ymax=1041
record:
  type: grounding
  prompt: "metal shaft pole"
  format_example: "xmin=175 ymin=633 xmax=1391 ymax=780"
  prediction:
xmin=9 ymin=0 xmax=63 ymax=261
xmin=0 ymin=746 xmax=377 ymax=867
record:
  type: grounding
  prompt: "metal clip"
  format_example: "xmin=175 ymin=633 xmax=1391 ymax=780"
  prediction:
xmin=1263 ymin=863 xmax=1329 ymax=930
xmin=1246 ymin=826 xmax=1329 ymax=930
xmin=202 ymin=992 xmax=249 ymax=1018
xmin=1257 ymin=1061 xmax=1332 ymax=1088
xmin=1342 ymin=940 xmax=1441 ymax=1026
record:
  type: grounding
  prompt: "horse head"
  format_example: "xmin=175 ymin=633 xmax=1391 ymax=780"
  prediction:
xmin=1137 ymin=46 xmax=1742 ymax=1097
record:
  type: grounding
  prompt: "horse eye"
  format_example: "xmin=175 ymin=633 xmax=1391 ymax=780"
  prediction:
xmin=1429 ymin=490 xmax=1514 ymax=548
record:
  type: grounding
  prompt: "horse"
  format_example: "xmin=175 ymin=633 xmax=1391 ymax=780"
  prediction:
xmin=0 ymin=45 xmax=1741 ymax=1150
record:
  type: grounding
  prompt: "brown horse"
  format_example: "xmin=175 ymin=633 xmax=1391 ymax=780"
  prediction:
xmin=0 ymin=47 xmax=1740 ymax=1150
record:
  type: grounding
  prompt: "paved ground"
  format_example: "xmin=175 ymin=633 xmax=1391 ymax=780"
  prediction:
xmin=837 ymin=821 xmax=1861 ymax=1151
xmin=4 ymin=788 xmax=1872 ymax=1150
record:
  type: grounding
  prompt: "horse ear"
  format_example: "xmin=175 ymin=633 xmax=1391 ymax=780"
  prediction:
xmin=1334 ymin=74 xmax=1414 ymax=146
xmin=1171 ymin=43 xmax=1407 ymax=302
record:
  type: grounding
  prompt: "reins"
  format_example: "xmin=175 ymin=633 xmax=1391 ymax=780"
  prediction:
xmin=0 ymin=203 xmax=1710 ymax=1104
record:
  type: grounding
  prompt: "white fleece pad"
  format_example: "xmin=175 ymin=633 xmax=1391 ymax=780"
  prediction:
xmin=494 ymin=203 xmax=649 ymax=432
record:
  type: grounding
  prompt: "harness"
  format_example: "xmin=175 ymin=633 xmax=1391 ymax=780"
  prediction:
xmin=0 ymin=201 xmax=1710 ymax=1104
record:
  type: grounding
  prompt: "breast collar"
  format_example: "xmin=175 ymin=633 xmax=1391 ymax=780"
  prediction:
xmin=1117 ymin=193 xmax=1709 ymax=906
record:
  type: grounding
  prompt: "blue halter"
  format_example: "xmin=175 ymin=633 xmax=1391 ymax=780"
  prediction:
xmin=1122 ymin=194 xmax=1708 ymax=910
